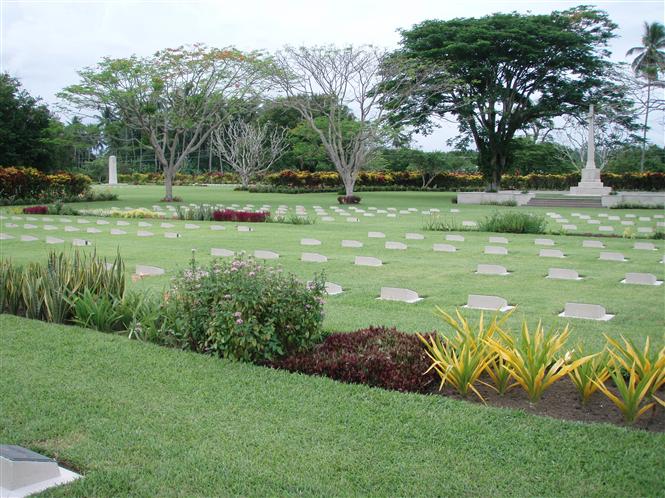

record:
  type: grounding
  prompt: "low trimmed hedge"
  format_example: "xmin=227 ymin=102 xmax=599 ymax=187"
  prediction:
xmin=0 ymin=166 xmax=92 ymax=203
xmin=264 ymin=170 xmax=665 ymax=192
xmin=117 ymin=171 xmax=239 ymax=185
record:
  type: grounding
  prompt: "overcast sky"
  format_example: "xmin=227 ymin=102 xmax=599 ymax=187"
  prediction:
xmin=1 ymin=0 xmax=663 ymax=150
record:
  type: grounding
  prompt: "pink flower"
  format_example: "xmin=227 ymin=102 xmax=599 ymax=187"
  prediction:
xmin=235 ymin=318 xmax=243 ymax=325
xmin=234 ymin=311 xmax=242 ymax=318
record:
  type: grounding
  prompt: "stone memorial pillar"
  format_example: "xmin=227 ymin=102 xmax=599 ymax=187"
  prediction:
xmin=108 ymin=155 xmax=118 ymax=185
xmin=569 ymin=105 xmax=611 ymax=196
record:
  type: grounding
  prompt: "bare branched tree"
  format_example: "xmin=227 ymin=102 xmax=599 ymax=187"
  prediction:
xmin=212 ymin=121 xmax=287 ymax=188
xmin=270 ymin=45 xmax=445 ymax=196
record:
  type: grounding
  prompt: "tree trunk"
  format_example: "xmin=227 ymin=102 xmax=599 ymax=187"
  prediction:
xmin=341 ymin=172 xmax=355 ymax=196
xmin=640 ymin=81 xmax=651 ymax=173
xmin=164 ymin=168 xmax=174 ymax=201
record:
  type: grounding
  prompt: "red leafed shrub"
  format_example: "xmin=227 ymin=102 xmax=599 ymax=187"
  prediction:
xmin=337 ymin=195 xmax=361 ymax=204
xmin=22 ymin=205 xmax=48 ymax=215
xmin=212 ymin=209 xmax=269 ymax=222
xmin=268 ymin=326 xmax=436 ymax=393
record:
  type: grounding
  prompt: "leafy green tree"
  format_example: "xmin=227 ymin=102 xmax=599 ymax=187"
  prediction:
xmin=605 ymin=144 xmax=665 ymax=173
xmin=626 ymin=21 xmax=665 ymax=171
xmin=0 ymin=73 xmax=54 ymax=169
xmin=508 ymin=138 xmax=575 ymax=175
xmin=59 ymin=44 xmax=266 ymax=200
xmin=388 ymin=7 xmax=619 ymax=190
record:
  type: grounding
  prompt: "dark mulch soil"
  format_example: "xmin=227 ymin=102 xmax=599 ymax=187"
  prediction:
xmin=430 ymin=376 xmax=665 ymax=432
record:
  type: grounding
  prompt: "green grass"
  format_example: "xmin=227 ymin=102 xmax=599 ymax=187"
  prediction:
xmin=2 ymin=185 xmax=663 ymax=350
xmin=1 ymin=314 xmax=664 ymax=497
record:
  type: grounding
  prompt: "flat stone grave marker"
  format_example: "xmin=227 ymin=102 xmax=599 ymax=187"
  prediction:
xmin=110 ymin=229 xmax=126 ymax=235
xmin=598 ymin=213 xmax=608 ymax=218
xmin=0 ymin=233 xmax=13 ymax=240
xmin=462 ymin=221 xmax=477 ymax=228
xmin=583 ymin=240 xmax=604 ymax=248
xmin=539 ymin=249 xmax=565 ymax=258
xmin=138 ymin=221 xmax=152 ymax=227
xmin=656 ymin=214 xmax=664 ymax=219
xmin=64 ymin=226 xmax=79 ymax=232
xmin=599 ymin=251 xmax=627 ymax=262
xmin=137 ymin=230 xmax=154 ymax=237
xmin=451 ymin=208 xmax=460 ymax=213
xmin=587 ymin=220 xmax=600 ymax=225
xmin=634 ymin=242 xmax=656 ymax=251
xmin=556 ymin=219 xmax=569 ymax=223
xmin=301 ymin=252 xmax=327 ymax=263
xmin=20 ymin=235 xmax=38 ymax=242
xmin=76 ymin=219 xmax=90 ymax=224
xmin=210 ymin=225 xmax=225 ymax=231
xmin=354 ymin=256 xmax=382 ymax=267
xmin=59 ymin=218 xmax=72 ymax=223
xmin=321 ymin=216 xmax=335 ymax=222
xmin=608 ymin=216 xmax=620 ymax=221
xmin=386 ymin=214 xmax=397 ymax=218
xmin=534 ymin=238 xmax=554 ymax=246
xmin=405 ymin=233 xmax=424 ymax=240
xmin=547 ymin=268 xmax=582 ymax=280
xmin=637 ymin=227 xmax=653 ymax=233
xmin=135 ymin=265 xmax=165 ymax=277
xmin=562 ymin=224 xmax=577 ymax=230
xmin=622 ymin=272 xmax=662 ymax=286
xmin=23 ymin=224 xmax=37 ymax=229
xmin=97 ymin=220 xmax=110 ymax=225
xmin=433 ymin=243 xmax=457 ymax=253
xmin=399 ymin=210 xmax=410 ymax=214
xmin=489 ymin=236 xmax=509 ymax=244
xmin=379 ymin=287 xmax=422 ymax=303
xmin=211 ymin=248 xmax=234 ymax=257
xmin=598 ymin=226 xmax=614 ymax=232
xmin=46 ymin=236 xmax=64 ymax=244
xmin=385 ymin=241 xmax=407 ymax=250
xmin=368 ymin=231 xmax=385 ymax=238
xmin=484 ymin=246 xmax=507 ymax=255
xmin=465 ymin=294 xmax=513 ymax=312
xmin=446 ymin=234 xmax=465 ymax=242
xmin=43 ymin=225 xmax=57 ymax=231
xmin=341 ymin=240 xmax=363 ymax=248
xmin=86 ymin=227 xmax=101 ymax=234
xmin=254 ymin=250 xmax=279 ymax=260
xmin=237 ymin=226 xmax=253 ymax=232
xmin=10 ymin=216 xmax=22 ymax=220
xmin=5 ymin=223 xmax=18 ymax=228
xmin=621 ymin=221 xmax=634 ymax=226
xmin=301 ymin=238 xmax=321 ymax=246
xmin=346 ymin=217 xmax=359 ymax=222
xmin=658 ymin=222 xmax=665 ymax=228
xmin=164 ymin=232 xmax=181 ymax=239
xmin=184 ymin=223 xmax=199 ymax=229
xmin=639 ymin=217 xmax=651 ymax=221
xmin=72 ymin=238 xmax=91 ymax=246
xmin=324 ymin=282 xmax=343 ymax=295
xmin=559 ymin=302 xmax=613 ymax=321
xmin=116 ymin=221 xmax=130 ymax=226
xmin=579 ymin=215 xmax=591 ymax=220
xmin=25 ymin=216 xmax=37 ymax=221
xmin=476 ymin=264 xmax=509 ymax=276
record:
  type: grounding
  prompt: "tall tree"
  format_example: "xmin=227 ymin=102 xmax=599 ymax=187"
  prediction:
xmin=59 ymin=44 xmax=265 ymax=200
xmin=270 ymin=45 xmax=440 ymax=196
xmin=0 ymin=73 xmax=54 ymax=169
xmin=212 ymin=121 xmax=287 ymax=188
xmin=626 ymin=21 xmax=665 ymax=171
xmin=388 ymin=7 xmax=618 ymax=190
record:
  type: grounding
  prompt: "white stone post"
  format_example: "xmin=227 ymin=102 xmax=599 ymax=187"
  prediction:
xmin=108 ymin=155 xmax=117 ymax=185
xmin=568 ymin=105 xmax=611 ymax=196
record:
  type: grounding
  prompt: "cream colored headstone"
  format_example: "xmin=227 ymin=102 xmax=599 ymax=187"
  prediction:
xmin=433 ymin=243 xmax=457 ymax=253
xmin=582 ymin=240 xmax=604 ymax=248
xmin=379 ymin=287 xmax=422 ymax=303
xmin=559 ymin=302 xmax=613 ymax=321
xmin=164 ymin=232 xmax=181 ymax=239
xmin=135 ymin=265 xmax=165 ymax=276
xmin=254 ymin=250 xmax=279 ymax=259
xmin=599 ymin=252 xmax=626 ymax=262
xmin=211 ymin=248 xmax=234 ymax=257
xmin=489 ymin=236 xmax=508 ymax=244
xmin=484 ymin=246 xmax=508 ymax=255
xmin=300 ymin=238 xmax=321 ymax=246
xmin=405 ymin=233 xmax=425 ymax=240
xmin=385 ymin=241 xmax=407 ymax=250
xmin=465 ymin=294 xmax=513 ymax=312
xmin=547 ymin=268 xmax=582 ymax=280
xmin=534 ymin=239 xmax=554 ymax=246
xmin=539 ymin=249 xmax=565 ymax=258
xmin=354 ymin=256 xmax=382 ymax=267
xmin=634 ymin=242 xmax=656 ymax=251
xmin=341 ymin=240 xmax=363 ymax=248
xmin=622 ymin=273 xmax=661 ymax=286
xmin=301 ymin=252 xmax=327 ymax=263
xmin=446 ymin=234 xmax=465 ymax=242
xmin=368 ymin=231 xmax=385 ymax=238
xmin=20 ymin=235 xmax=38 ymax=242
xmin=45 ymin=236 xmax=64 ymax=244
xmin=476 ymin=264 xmax=509 ymax=276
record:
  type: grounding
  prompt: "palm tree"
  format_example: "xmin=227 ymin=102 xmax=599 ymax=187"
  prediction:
xmin=626 ymin=22 xmax=665 ymax=172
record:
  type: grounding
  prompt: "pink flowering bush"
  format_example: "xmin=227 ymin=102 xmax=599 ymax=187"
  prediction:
xmin=156 ymin=254 xmax=326 ymax=362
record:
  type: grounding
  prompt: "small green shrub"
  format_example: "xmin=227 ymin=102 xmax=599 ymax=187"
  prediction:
xmin=422 ymin=214 xmax=465 ymax=232
xmin=267 ymin=214 xmax=317 ymax=225
xmin=70 ymin=288 xmax=123 ymax=332
xmin=156 ymin=255 xmax=326 ymax=362
xmin=479 ymin=211 xmax=547 ymax=234
xmin=610 ymin=202 xmax=665 ymax=210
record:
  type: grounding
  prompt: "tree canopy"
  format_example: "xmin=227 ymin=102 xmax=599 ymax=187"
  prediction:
xmin=387 ymin=6 xmax=621 ymax=189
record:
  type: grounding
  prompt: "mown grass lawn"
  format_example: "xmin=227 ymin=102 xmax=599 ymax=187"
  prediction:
xmin=2 ymin=186 xmax=663 ymax=349
xmin=1 ymin=314 xmax=664 ymax=497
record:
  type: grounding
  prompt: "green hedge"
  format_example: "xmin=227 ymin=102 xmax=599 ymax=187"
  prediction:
xmin=0 ymin=166 xmax=92 ymax=204
xmin=117 ymin=172 xmax=239 ymax=185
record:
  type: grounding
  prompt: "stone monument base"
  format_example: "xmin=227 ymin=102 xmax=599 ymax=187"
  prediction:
xmin=568 ymin=167 xmax=611 ymax=196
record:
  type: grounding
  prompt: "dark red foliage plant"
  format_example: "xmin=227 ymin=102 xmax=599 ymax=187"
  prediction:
xmin=268 ymin=326 xmax=436 ymax=393
xmin=337 ymin=195 xmax=362 ymax=204
xmin=22 ymin=205 xmax=49 ymax=215
xmin=212 ymin=209 xmax=269 ymax=222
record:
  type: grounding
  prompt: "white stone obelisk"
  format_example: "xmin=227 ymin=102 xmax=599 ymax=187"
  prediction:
xmin=569 ymin=105 xmax=611 ymax=196
xmin=108 ymin=155 xmax=118 ymax=185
